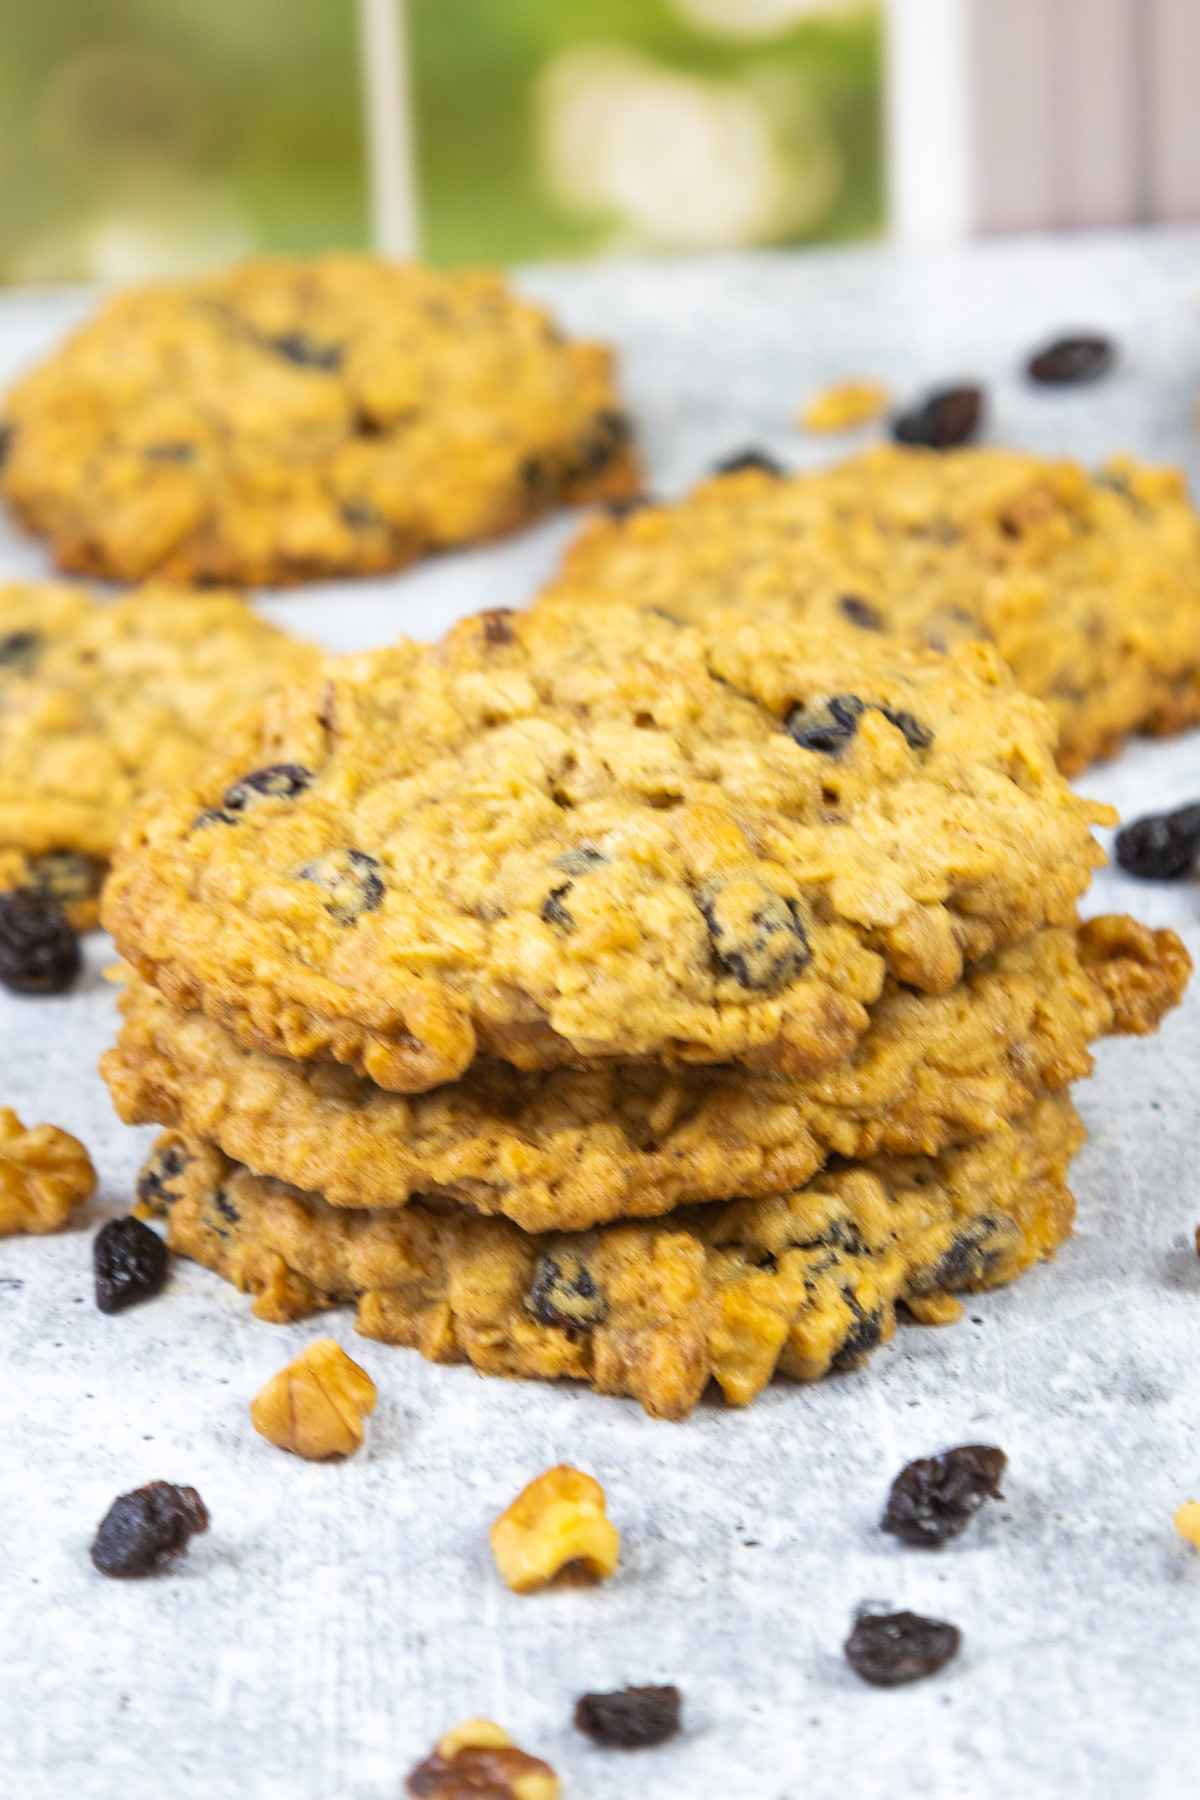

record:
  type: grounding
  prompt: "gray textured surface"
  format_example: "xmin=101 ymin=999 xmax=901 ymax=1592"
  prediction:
xmin=3 ymin=232 xmax=1200 ymax=1800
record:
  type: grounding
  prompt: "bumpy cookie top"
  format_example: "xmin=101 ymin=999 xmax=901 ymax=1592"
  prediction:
xmin=550 ymin=446 xmax=1200 ymax=773
xmin=0 ymin=584 xmax=317 ymax=917
xmin=0 ymin=256 xmax=637 ymax=585
xmin=104 ymin=598 xmax=1108 ymax=1092
xmin=102 ymin=918 xmax=1189 ymax=1232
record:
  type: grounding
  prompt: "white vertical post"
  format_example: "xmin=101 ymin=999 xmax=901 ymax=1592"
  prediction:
xmin=358 ymin=0 xmax=420 ymax=256
xmin=884 ymin=0 xmax=973 ymax=243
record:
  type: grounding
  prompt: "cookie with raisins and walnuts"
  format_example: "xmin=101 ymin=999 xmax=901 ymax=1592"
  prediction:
xmin=100 ymin=916 xmax=1189 ymax=1233
xmin=0 ymin=583 xmax=317 ymax=927
xmin=545 ymin=444 xmax=1200 ymax=775
xmin=103 ymin=598 xmax=1108 ymax=1092
xmin=134 ymin=1090 xmax=1084 ymax=1420
xmin=0 ymin=255 xmax=640 ymax=587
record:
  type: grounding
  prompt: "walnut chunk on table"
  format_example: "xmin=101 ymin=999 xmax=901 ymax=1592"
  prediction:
xmin=406 ymin=1719 xmax=559 ymax=1799
xmin=250 ymin=1336 xmax=377 ymax=1460
xmin=0 ymin=1107 xmax=96 ymax=1236
xmin=490 ymin=1464 xmax=620 ymax=1594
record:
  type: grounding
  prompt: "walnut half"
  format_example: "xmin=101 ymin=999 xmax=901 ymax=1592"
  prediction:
xmin=250 ymin=1337 xmax=377 ymax=1460
xmin=490 ymin=1464 xmax=621 ymax=1595
xmin=0 ymin=1108 xmax=96 ymax=1237
xmin=406 ymin=1718 xmax=559 ymax=1799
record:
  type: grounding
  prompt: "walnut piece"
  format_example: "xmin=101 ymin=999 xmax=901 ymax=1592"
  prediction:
xmin=406 ymin=1718 xmax=559 ymax=1799
xmin=490 ymin=1464 xmax=621 ymax=1595
xmin=250 ymin=1336 xmax=377 ymax=1460
xmin=1174 ymin=1501 xmax=1200 ymax=1549
xmin=0 ymin=1107 xmax=96 ymax=1237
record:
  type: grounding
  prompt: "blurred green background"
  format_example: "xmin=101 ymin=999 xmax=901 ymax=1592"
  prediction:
xmin=0 ymin=0 xmax=881 ymax=280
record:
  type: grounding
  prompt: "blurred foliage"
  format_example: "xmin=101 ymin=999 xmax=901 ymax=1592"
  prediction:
xmin=0 ymin=0 xmax=881 ymax=280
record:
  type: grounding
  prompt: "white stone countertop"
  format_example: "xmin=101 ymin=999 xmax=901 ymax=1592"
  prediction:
xmin=3 ymin=230 xmax=1200 ymax=1800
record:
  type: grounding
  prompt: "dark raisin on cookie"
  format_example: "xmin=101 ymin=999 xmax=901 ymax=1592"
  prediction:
xmin=28 ymin=850 xmax=105 ymax=907
xmin=223 ymin=764 xmax=313 ymax=813
xmin=480 ymin=608 xmax=516 ymax=646
xmin=892 ymin=385 xmax=983 ymax=449
xmin=606 ymin=494 xmax=652 ymax=519
xmin=94 ymin=1216 xmax=169 ymax=1314
xmin=0 ymin=890 xmax=81 ymax=995
xmin=1027 ymin=333 xmax=1114 ymax=385
xmin=136 ymin=1143 xmax=190 ymax=1214
xmin=882 ymin=1444 xmax=1007 ymax=1547
xmin=0 ymin=422 xmax=13 ymax=467
xmin=540 ymin=882 xmax=575 ymax=931
xmin=266 ymin=331 xmax=342 ymax=371
xmin=0 ymin=628 xmax=41 ymax=673
xmin=575 ymin=407 xmax=632 ymax=474
xmin=527 ymin=1252 xmax=608 ymax=1331
xmin=143 ymin=441 xmax=196 ymax=463
xmin=839 ymin=595 xmax=885 ymax=632
xmin=212 ymin=1188 xmax=241 ymax=1230
xmin=830 ymin=1290 xmax=886 ymax=1372
xmin=297 ymin=848 xmax=385 ymax=924
xmin=574 ymin=1685 xmax=682 ymax=1749
xmin=785 ymin=693 xmax=865 ymax=755
xmin=713 ymin=447 xmax=784 ymax=477
xmin=554 ymin=845 xmax=607 ymax=876
xmin=879 ymin=706 xmax=933 ymax=751
xmin=697 ymin=883 xmax=811 ymax=992
xmin=844 ymin=1608 xmax=961 ymax=1687
xmin=340 ymin=500 xmax=385 ymax=531
xmin=1114 ymin=803 xmax=1200 ymax=880
xmin=90 ymin=1481 xmax=209 ymax=1578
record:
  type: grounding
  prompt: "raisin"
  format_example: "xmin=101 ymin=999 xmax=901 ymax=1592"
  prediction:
xmin=785 ymin=693 xmax=864 ymax=755
xmin=574 ymin=1685 xmax=682 ymax=1749
xmin=844 ymin=1608 xmax=961 ymax=1687
xmin=879 ymin=705 xmax=933 ymax=751
xmin=0 ymin=628 xmax=40 ymax=673
xmin=520 ymin=452 xmax=554 ymax=494
xmin=713 ymin=447 xmax=783 ymax=477
xmin=892 ymin=385 xmax=983 ymax=449
xmin=540 ymin=882 xmax=575 ymax=930
xmin=90 ymin=1481 xmax=209 ymax=1578
xmin=223 ymin=763 xmax=312 ymax=813
xmin=575 ymin=408 xmax=632 ymax=474
xmin=192 ymin=807 xmax=235 ymax=831
xmin=136 ymin=1142 xmax=190 ymax=1213
xmin=697 ymin=883 xmax=811 ymax=992
xmin=0 ymin=891 xmax=80 ymax=995
xmin=341 ymin=500 xmax=384 ymax=531
xmin=830 ymin=1291 xmax=886 ymax=1371
xmin=839 ymin=595 xmax=885 ymax=632
xmin=924 ymin=1215 xmax=1009 ymax=1290
xmin=1027 ymin=333 xmax=1114 ymax=385
xmin=480 ymin=608 xmax=516 ymax=646
xmin=297 ymin=848 xmax=385 ymax=924
xmin=1114 ymin=803 xmax=1200 ymax=880
xmin=28 ymin=850 xmax=105 ymax=907
xmin=882 ymin=1444 xmax=1007 ymax=1547
xmin=554 ymin=845 xmax=607 ymax=876
xmin=94 ymin=1216 xmax=169 ymax=1313
xmin=0 ymin=421 xmax=13 ymax=466
xmin=143 ymin=441 xmax=195 ymax=463
xmin=606 ymin=494 xmax=652 ymax=519
xmin=527 ymin=1251 xmax=608 ymax=1330
xmin=213 ymin=1189 xmax=240 ymax=1226
xmin=267 ymin=331 xmax=342 ymax=371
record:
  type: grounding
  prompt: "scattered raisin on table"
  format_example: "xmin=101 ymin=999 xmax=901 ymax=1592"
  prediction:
xmin=94 ymin=1216 xmax=169 ymax=1313
xmin=1027 ymin=333 xmax=1114 ymax=385
xmin=844 ymin=1608 xmax=961 ymax=1687
xmin=0 ymin=890 xmax=81 ymax=995
xmin=90 ymin=1481 xmax=209 ymax=1578
xmin=574 ymin=1685 xmax=682 ymax=1749
xmin=891 ymin=385 xmax=983 ymax=449
xmin=713 ymin=447 xmax=784 ymax=477
xmin=1114 ymin=803 xmax=1200 ymax=880
xmin=882 ymin=1444 xmax=1007 ymax=1547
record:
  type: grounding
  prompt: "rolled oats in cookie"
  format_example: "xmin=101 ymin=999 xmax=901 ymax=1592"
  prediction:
xmin=0 ymin=255 xmax=639 ymax=586
xmin=102 ymin=599 xmax=1107 ymax=1092
xmin=0 ymin=583 xmax=318 ymax=926
xmin=137 ymin=1093 xmax=1086 ymax=1420
xmin=547 ymin=444 xmax=1200 ymax=774
xmin=100 ymin=918 xmax=1189 ymax=1232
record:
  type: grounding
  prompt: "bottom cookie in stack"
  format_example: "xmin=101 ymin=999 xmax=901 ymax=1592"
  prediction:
xmin=135 ymin=1096 xmax=1080 ymax=1421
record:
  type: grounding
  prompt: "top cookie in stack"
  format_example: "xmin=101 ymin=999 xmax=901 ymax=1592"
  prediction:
xmin=99 ymin=598 xmax=1190 ymax=1415
xmin=546 ymin=446 xmax=1200 ymax=774
xmin=0 ymin=256 xmax=640 ymax=586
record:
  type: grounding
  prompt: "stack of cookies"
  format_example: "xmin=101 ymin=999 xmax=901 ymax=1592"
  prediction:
xmin=99 ymin=595 xmax=1189 ymax=1418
